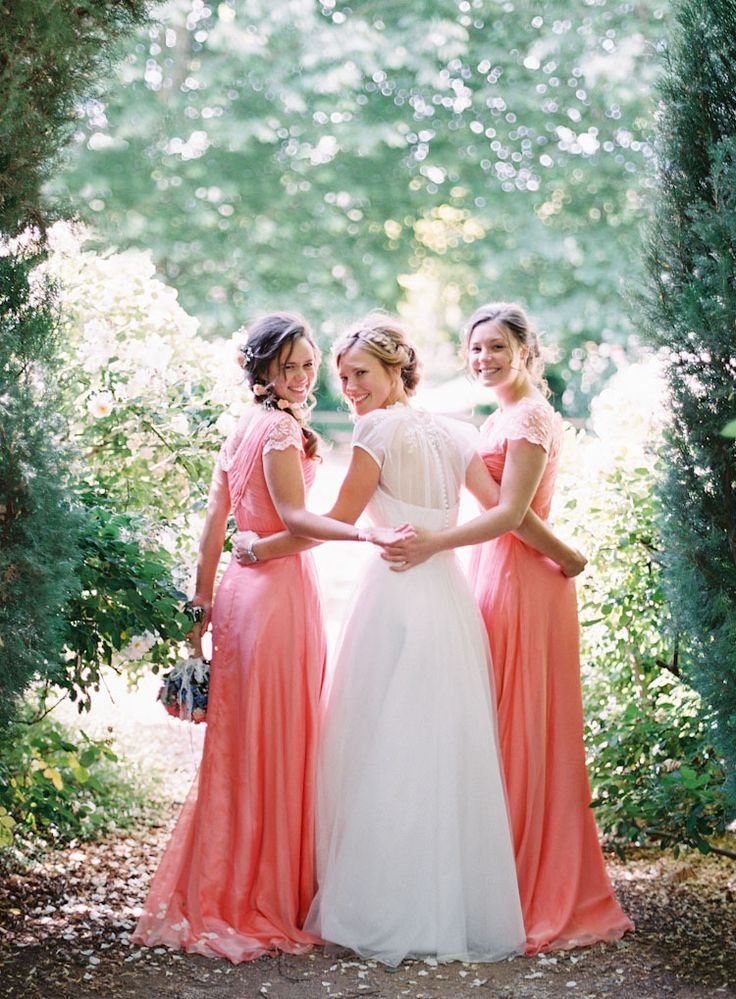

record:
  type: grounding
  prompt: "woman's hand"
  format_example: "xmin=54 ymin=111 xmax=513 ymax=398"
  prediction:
xmin=379 ymin=526 xmax=440 ymax=571
xmin=189 ymin=594 xmax=213 ymax=647
xmin=361 ymin=523 xmax=415 ymax=548
xmin=559 ymin=546 xmax=588 ymax=578
xmin=233 ymin=530 xmax=261 ymax=565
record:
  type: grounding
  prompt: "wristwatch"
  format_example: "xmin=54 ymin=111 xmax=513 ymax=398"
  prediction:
xmin=243 ymin=539 xmax=259 ymax=563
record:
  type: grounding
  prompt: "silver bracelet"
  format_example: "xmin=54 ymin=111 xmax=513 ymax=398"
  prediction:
xmin=243 ymin=539 xmax=259 ymax=563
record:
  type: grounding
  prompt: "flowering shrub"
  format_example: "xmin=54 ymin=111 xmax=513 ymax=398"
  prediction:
xmin=555 ymin=360 xmax=729 ymax=853
xmin=34 ymin=225 xmax=249 ymax=687
xmin=42 ymin=223 xmax=245 ymax=541
xmin=53 ymin=493 xmax=195 ymax=706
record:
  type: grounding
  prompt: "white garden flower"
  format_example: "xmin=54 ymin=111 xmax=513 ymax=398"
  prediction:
xmin=119 ymin=370 xmax=151 ymax=400
xmin=170 ymin=413 xmax=190 ymax=435
xmin=83 ymin=318 xmax=112 ymax=341
xmin=46 ymin=220 xmax=87 ymax=256
xmin=215 ymin=412 xmax=236 ymax=436
xmin=121 ymin=631 xmax=157 ymax=660
xmin=88 ymin=392 xmax=114 ymax=419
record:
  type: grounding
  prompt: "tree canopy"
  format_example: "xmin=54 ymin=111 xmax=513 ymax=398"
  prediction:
xmin=53 ymin=0 xmax=668 ymax=412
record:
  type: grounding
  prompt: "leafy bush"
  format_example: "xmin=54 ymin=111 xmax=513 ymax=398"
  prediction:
xmin=0 ymin=710 xmax=153 ymax=849
xmin=556 ymin=360 xmax=731 ymax=854
xmin=54 ymin=493 xmax=192 ymax=709
xmin=30 ymin=226 xmax=245 ymax=692
xmin=0 ymin=244 xmax=82 ymax=728
xmin=42 ymin=223 xmax=244 ymax=542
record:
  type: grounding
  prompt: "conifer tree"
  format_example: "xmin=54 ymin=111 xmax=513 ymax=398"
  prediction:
xmin=642 ymin=0 xmax=736 ymax=799
xmin=0 ymin=1 xmax=149 ymax=725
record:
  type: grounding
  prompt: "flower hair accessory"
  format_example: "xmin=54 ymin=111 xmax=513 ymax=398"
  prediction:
xmin=241 ymin=344 xmax=255 ymax=365
xmin=249 ymin=381 xmax=307 ymax=420
xmin=369 ymin=331 xmax=393 ymax=350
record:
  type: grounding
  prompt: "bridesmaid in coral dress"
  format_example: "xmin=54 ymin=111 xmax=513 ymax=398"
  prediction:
xmin=383 ymin=302 xmax=634 ymax=954
xmin=133 ymin=312 xmax=332 ymax=962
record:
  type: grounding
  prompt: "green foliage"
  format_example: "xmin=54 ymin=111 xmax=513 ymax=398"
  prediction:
xmin=42 ymin=229 xmax=240 ymax=532
xmin=641 ymin=0 xmax=736 ymax=802
xmin=0 ymin=0 xmax=150 ymax=233
xmin=588 ymin=679 xmax=728 ymax=855
xmin=0 ymin=249 xmax=82 ymax=728
xmin=0 ymin=709 xmax=151 ymax=848
xmin=57 ymin=495 xmax=191 ymax=710
xmin=51 ymin=0 xmax=670 ymax=412
xmin=557 ymin=361 xmax=731 ymax=853
xmin=0 ymin=0 xmax=153 ymax=727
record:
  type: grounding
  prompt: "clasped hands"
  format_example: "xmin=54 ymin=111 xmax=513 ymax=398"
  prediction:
xmin=231 ymin=523 xmax=427 ymax=571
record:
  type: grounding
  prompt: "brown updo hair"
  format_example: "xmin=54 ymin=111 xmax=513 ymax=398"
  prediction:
xmin=332 ymin=311 xmax=421 ymax=396
xmin=238 ymin=311 xmax=321 ymax=459
xmin=463 ymin=301 xmax=549 ymax=396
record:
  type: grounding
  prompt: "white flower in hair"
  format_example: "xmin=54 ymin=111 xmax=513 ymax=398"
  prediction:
xmin=277 ymin=398 xmax=292 ymax=410
xmin=371 ymin=332 xmax=392 ymax=349
xmin=252 ymin=383 xmax=267 ymax=396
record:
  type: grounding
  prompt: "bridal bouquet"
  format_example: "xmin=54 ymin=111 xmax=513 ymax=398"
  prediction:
xmin=157 ymin=602 xmax=210 ymax=723
xmin=158 ymin=655 xmax=210 ymax=723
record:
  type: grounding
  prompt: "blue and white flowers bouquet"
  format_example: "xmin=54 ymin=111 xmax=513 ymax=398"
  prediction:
xmin=158 ymin=655 xmax=210 ymax=724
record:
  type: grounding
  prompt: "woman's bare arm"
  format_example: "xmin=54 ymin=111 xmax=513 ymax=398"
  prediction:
xmin=464 ymin=456 xmax=586 ymax=576
xmin=191 ymin=465 xmax=231 ymax=631
xmin=382 ymin=439 xmax=551 ymax=571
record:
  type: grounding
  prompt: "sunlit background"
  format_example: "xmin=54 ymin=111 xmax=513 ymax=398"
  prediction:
xmin=50 ymin=0 xmax=668 ymax=415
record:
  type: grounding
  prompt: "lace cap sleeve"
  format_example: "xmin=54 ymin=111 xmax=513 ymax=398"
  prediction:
xmin=262 ymin=412 xmax=304 ymax=456
xmin=352 ymin=410 xmax=386 ymax=467
xmin=503 ymin=400 xmax=558 ymax=453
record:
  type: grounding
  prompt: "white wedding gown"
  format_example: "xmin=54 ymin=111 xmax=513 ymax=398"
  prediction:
xmin=305 ymin=405 xmax=525 ymax=965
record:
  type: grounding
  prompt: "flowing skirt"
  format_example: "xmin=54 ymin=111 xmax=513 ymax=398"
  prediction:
xmin=306 ymin=551 xmax=525 ymax=966
xmin=469 ymin=535 xmax=634 ymax=953
xmin=133 ymin=553 xmax=326 ymax=963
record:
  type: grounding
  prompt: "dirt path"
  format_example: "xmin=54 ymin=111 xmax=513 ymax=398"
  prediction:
xmin=1 ymin=792 xmax=735 ymax=999
xmin=3 ymin=684 xmax=736 ymax=999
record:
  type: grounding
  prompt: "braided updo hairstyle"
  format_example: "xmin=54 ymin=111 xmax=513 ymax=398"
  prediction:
xmin=237 ymin=311 xmax=321 ymax=458
xmin=332 ymin=312 xmax=421 ymax=396
xmin=463 ymin=301 xmax=549 ymax=396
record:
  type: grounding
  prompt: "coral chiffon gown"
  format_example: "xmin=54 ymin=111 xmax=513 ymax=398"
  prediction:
xmin=133 ymin=409 xmax=326 ymax=962
xmin=468 ymin=397 xmax=634 ymax=954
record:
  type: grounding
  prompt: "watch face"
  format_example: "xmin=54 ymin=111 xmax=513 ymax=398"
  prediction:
xmin=246 ymin=548 xmax=258 ymax=562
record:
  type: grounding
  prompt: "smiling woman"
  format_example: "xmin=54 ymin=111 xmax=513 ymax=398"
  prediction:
xmin=132 ymin=311 xmax=333 ymax=963
xmin=335 ymin=315 xmax=420 ymax=416
xmin=381 ymin=301 xmax=634 ymax=953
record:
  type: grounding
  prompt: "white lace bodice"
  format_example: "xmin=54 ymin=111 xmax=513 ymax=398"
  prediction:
xmin=353 ymin=405 xmax=478 ymax=531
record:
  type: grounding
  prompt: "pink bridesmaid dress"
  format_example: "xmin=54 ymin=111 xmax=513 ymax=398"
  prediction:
xmin=468 ymin=397 xmax=633 ymax=954
xmin=133 ymin=409 xmax=326 ymax=963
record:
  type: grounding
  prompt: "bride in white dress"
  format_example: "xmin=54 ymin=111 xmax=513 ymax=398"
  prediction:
xmin=233 ymin=313 xmax=580 ymax=964
xmin=304 ymin=319 xmax=523 ymax=965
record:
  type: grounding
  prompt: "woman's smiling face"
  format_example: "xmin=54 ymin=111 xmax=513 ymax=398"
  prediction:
xmin=467 ymin=320 xmax=528 ymax=390
xmin=267 ymin=336 xmax=317 ymax=405
xmin=337 ymin=344 xmax=400 ymax=416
